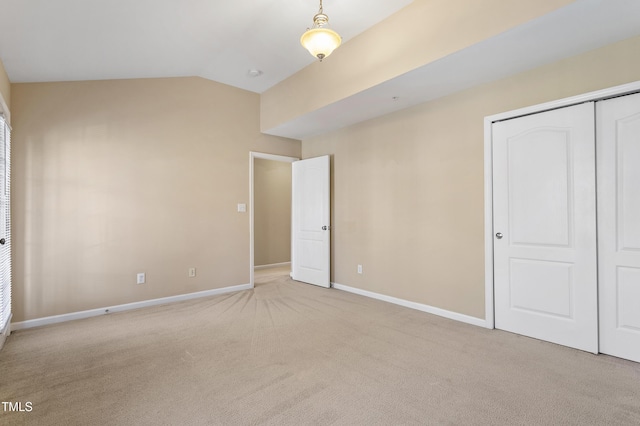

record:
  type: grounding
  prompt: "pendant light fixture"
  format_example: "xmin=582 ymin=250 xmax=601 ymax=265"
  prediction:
xmin=300 ymin=0 xmax=342 ymax=61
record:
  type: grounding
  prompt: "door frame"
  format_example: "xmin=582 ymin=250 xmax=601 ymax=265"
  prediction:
xmin=483 ymin=80 xmax=640 ymax=330
xmin=249 ymin=152 xmax=299 ymax=288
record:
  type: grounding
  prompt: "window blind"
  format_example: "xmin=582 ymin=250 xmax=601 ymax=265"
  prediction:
xmin=0 ymin=116 xmax=11 ymax=339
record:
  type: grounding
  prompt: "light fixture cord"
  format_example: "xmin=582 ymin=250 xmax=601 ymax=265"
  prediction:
xmin=318 ymin=0 xmax=323 ymax=14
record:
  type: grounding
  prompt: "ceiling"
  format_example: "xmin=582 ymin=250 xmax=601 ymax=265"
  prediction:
xmin=264 ymin=0 xmax=640 ymax=139
xmin=2 ymin=1 xmax=640 ymax=140
xmin=0 ymin=0 xmax=412 ymax=93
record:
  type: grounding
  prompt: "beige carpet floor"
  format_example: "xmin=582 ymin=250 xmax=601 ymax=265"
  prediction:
xmin=1 ymin=271 xmax=640 ymax=425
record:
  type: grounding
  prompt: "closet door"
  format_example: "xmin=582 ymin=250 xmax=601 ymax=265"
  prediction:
xmin=597 ymin=92 xmax=640 ymax=363
xmin=493 ymin=103 xmax=598 ymax=353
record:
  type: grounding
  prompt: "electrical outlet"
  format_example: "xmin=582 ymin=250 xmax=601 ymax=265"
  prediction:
xmin=188 ymin=267 xmax=196 ymax=278
xmin=357 ymin=265 xmax=363 ymax=274
xmin=137 ymin=272 xmax=146 ymax=284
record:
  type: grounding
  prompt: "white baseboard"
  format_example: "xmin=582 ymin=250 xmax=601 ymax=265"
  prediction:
xmin=254 ymin=262 xmax=291 ymax=270
xmin=11 ymin=283 xmax=252 ymax=331
xmin=332 ymin=283 xmax=487 ymax=328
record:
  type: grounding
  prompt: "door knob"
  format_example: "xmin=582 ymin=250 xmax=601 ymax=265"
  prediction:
xmin=322 ymin=226 xmax=329 ymax=231
xmin=495 ymin=232 xmax=503 ymax=239
xmin=0 ymin=238 xmax=5 ymax=245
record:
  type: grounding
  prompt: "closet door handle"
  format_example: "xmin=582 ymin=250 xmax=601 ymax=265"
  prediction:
xmin=495 ymin=233 xmax=503 ymax=239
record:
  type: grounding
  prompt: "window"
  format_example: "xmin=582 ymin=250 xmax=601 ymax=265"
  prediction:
xmin=0 ymin=115 xmax=11 ymax=346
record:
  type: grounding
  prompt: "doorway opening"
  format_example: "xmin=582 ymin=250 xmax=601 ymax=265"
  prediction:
xmin=249 ymin=152 xmax=299 ymax=288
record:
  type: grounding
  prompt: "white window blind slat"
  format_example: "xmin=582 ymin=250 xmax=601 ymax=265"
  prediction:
xmin=0 ymin=116 xmax=11 ymax=336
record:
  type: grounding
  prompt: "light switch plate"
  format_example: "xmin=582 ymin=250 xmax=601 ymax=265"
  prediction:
xmin=237 ymin=203 xmax=246 ymax=213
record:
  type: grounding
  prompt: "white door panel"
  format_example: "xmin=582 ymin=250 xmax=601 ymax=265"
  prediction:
xmin=597 ymin=92 xmax=640 ymax=362
xmin=509 ymin=259 xmax=574 ymax=319
xmin=493 ymin=103 xmax=598 ymax=353
xmin=292 ymin=156 xmax=330 ymax=288
xmin=507 ymin=129 xmax=572 ymax=246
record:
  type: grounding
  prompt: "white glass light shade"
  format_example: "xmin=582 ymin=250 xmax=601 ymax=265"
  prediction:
xmin=300 ymin=28 xmax=341 ymax=61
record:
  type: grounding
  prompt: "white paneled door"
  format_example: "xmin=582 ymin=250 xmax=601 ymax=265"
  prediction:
xmin=492 ymin=103 xmax=599 ymax=353
xmin=292 ymin=156 xmax=330 ymax=288
xmin=597 ymin=93 xmax=640 ymax=363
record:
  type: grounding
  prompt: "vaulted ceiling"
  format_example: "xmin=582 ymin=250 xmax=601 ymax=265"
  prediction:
xmin=2 ymin=1 xmax=640 ymax=139
xmin=0 ymin=0 xmax=412 ymax=93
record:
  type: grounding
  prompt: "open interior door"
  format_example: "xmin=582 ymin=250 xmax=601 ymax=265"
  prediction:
xmin=291 ymin=155 xmax=330 ymax=288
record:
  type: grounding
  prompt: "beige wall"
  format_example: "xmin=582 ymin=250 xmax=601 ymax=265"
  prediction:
xmin=261 ymin=0 xmax=573 ymax=133
xmin=303 ymin=35 xmax=640 ymax=320
xmin=0 ymin=58 xmax=10 ymax=114
xmin=11 ymin=77 xmax=300 ymax=322
xmin=254 ymin=159 xmax=291 ymax=266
